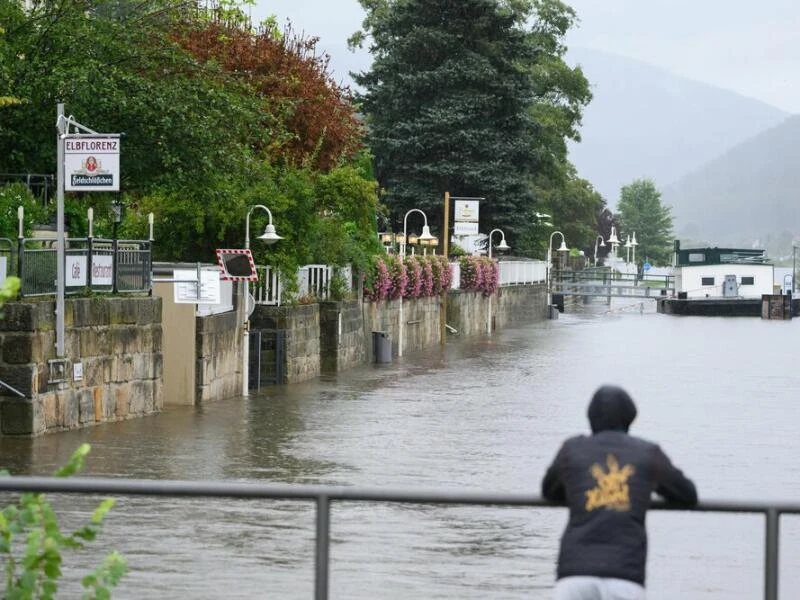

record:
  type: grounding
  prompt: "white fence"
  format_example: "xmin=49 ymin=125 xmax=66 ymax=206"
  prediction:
xmin=254 ymin=264 xmax=354 ymax=306
xmin=253 ymin=260 xmax=545 ymax=306
xmin=450 ymin=259 xmax=547 ymax=290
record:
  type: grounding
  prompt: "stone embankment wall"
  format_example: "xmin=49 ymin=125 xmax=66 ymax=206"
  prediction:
xmin=0 ymin=297 xmax=162 ymax=436
xmin=196 ymin=310 xmax=242 ymax=402
xmin=252 ymin=284 xmax=547 ymax=383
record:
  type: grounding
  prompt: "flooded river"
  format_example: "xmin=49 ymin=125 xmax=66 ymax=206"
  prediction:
xmin=2 ymin=299 xmax=799 ymax=599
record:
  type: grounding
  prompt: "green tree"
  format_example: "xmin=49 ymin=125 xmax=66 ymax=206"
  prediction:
xmin=351 ymin=0 xmax=590 ymax=249
xmin=616 ymin=178 xmax=674 ymax=266
xmin=1 ymin=0 xmax=378 ymax=268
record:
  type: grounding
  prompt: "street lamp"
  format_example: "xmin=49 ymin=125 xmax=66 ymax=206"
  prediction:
xmin=546 ymin=230 xmax=568 ymax=306
xmin=624 ymin=234 xmax=632 ymax=265
xmin=630 ymin=232 xmax=638 ymax=276
xmin=399 ymin=208 xmax=435 ymax=357
xmin=243 ymin=204 xmax=283 ymax=397
xmin=487 ymin=228 xmax=510 ymax=334
xmin=245 ymin=204 xmax=283 ymax=248
xmin=594 ymin=235 xmax=605 ymax=267
xmin=607 ymin=226 xmax=619 ymax=278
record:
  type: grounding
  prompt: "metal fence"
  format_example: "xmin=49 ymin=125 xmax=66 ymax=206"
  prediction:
xmin=12 ymin=237 xmax=152 ymax=297
xmin=0 ymin=477 xmax=793 ymax=600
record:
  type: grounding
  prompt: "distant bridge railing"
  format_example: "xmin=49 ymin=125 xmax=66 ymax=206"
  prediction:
xmin=552 ymin=269 xmax=675 ymax=299
xmin=0 ymin=477 xmax=793 ymax=600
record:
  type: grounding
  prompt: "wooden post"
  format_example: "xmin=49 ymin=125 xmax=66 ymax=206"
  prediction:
xmin=440 ymin=191 xmax=449 ymax=346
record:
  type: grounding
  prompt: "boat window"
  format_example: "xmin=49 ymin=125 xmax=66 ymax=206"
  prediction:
xmin=741 ymin=276 xmax=754 ymax=285
xmin=689 ymin=253 xmax=705 ymax=262
xmin=701 ymin=277 xmax=715 ymax=286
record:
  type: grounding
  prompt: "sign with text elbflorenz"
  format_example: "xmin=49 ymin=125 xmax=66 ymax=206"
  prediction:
xmin=64 ymin=135 xmax=120 ymax=192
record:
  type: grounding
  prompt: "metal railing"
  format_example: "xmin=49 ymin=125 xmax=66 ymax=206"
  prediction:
xmin=14 ymin=237 xmax=152 ymax=296
xmin=0 ymin=477 xmax=794 ymax=600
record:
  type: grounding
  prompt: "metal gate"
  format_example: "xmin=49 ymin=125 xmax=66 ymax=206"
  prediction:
xmin=248 ymin=329 xmax=285 ymax=389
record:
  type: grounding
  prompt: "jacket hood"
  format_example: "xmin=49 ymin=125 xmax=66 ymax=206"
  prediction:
xmin=587 ymin=385 xmax=637 ymax=433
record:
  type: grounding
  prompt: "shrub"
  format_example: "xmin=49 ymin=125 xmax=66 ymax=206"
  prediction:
xmin=1 ymin=444 xmax=127 ymax=599
xmin=363 ymin=254 xmax=453 ymax=302
xmin=459 ymin=256 xmax=499 ymax=296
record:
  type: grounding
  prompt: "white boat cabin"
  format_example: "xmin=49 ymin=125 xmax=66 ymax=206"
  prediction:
xmin=674 ymin=244 xmax=773 ymax=299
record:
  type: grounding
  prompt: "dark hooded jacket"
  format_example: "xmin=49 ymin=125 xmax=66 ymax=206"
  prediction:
xmin=541 ymin=385 xmax=697 ymax=586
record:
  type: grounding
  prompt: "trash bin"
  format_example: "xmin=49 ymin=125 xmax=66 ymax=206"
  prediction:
xmin=552 ymin=293 xmax=565 ymax=313
xmin=372 ymin=331 xmax=392 ymax=364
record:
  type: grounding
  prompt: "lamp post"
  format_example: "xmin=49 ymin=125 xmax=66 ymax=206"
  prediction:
xmin=594 ymin=235 xmax=605 ymax=267
xmin=242 ymin=204 xmax=283 ymax=397
xmin=793 ymin=244 xmax=797 ymax=294
xmin=546 ymin=231 xmax=568 ymax=306
xmin=630 ymin=232 xmax=638 ymax=278
xmin=487 ymin=228 xmax=510 ymax=334
xmin=607 ymin=226 xmax=619 ymax=278
xmin=399 ymin=209 xmax=434 ymax=357
xmin=624 ymin=234 xmax=632 ymax=265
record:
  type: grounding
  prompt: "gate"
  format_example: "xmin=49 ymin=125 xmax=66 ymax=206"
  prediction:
xmin=248 ymin=329 xmax=285 ymax=389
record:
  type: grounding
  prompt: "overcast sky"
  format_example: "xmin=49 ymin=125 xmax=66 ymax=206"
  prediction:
xmin=253 ymin=0 xmax=800 ymax=113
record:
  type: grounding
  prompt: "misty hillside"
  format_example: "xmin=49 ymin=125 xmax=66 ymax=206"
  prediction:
xmin=662 ymin=115 xmax=800 ymax=246
xmin=567 ymin=48 xmax=788 ymax=204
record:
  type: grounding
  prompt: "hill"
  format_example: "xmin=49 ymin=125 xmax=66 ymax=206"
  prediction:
xmin=567 ymin=48 xmax=788 ymax=204
xmin=662 ymin=115 xmax=800 ymax=247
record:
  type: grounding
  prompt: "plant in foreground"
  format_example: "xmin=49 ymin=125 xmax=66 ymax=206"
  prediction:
xmin=1 ymin=444 xmax=127 ymax=599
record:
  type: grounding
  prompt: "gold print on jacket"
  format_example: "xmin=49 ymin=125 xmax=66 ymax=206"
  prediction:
xmin=585 ymin=454 xmax=636 ymax=512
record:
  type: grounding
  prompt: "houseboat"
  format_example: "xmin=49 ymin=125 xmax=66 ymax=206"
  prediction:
xmin=656 ymin=242 xmax=793 ymax=316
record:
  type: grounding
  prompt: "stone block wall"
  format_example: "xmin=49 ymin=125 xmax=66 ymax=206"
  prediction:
xmin=0 ymin=297 xmax=162 ymax=436
xmin=251 ymin=304 xmax=320 ymax=384
xmin=196 ymin=310 xmax=242 ymax=402
xmin=319 ymin=300 xmax=365 ymax=373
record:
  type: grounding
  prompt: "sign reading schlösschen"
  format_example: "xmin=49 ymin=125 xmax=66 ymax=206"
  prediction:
xmin=64 ymin=136 xmax=120 ymax=192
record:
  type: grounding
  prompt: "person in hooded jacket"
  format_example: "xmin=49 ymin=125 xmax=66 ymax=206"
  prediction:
xmin=541 ymin=385 xmax=697 ymax=600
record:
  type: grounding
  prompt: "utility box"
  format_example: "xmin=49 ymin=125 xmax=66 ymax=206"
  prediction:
xmin=372 ymin=331 xmax=392 ymax=364
xmin=723 ymin=274 xmax=738 ymax=297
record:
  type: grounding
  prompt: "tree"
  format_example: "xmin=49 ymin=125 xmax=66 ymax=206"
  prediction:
xmin=616 ymin=178 xmax=674 ymax=266
xmin=0 ymin=0 xmax=378 ymax=269
xmin=351 ymin=0 xmax=590 ymax=249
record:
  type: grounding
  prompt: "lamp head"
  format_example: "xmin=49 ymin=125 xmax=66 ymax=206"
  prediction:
xmin=496 ymin=238 xmax=510 ymax=252
xmin=557 ymin=240 xmax=568 ymax=252
xmin=258 ymin=223 xmax=283 ymax=245
xmin=418 ymin=225 xmax=435 ymax=241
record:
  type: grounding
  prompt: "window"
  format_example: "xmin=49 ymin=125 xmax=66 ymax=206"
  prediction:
xmin=689 ymin=253 xmax=706 ymax=263
xmin=741 ymin=276 xmax=754 ymax=285
xmin=701 ymin=277 xmax=715 ymax=286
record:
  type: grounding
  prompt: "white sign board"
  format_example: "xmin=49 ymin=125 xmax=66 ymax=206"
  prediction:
xmin=66 ymin=256 xmax=87 ymax=286
xmin=173 ymin=269 xmax=222 ymax=304
xmin=454 ymin=222 xmax=479 ymax=235
xmin=64 ymin=136 xmax=120 ymax=192
xmin=454 ymin=200 xmax=480 ymax=222
xmin=73 ymin=362 xmax=83 ymax=382
xmin=91 ymin=255 xmax=114 ymax=285
xmin=65 ymin=255 xmax=114 ymax=287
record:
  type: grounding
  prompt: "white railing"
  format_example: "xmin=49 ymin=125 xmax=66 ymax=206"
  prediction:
xmin=498 ymin=260 xmax=547 ymax=285
xmin=253 ymin=260 xmax=543 ymax=305
xmin=254 ymin=264 xmax=354 ymax=306
xmin=450 ymin=259 xmax=547 ymax=290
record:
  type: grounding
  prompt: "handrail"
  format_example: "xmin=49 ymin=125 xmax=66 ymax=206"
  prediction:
xmin=0 ymin=477 xmax=795 ymax=600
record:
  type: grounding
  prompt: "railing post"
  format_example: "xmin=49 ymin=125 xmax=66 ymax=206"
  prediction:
xmin=315 ymin=494 xmax=330 ymax=600
xmin=765 ymin=508 xmax=779 ymax=600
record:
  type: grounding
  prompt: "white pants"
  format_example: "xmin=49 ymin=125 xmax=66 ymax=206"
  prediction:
xmin=554 ymin=576 xmax=645 ymax=600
